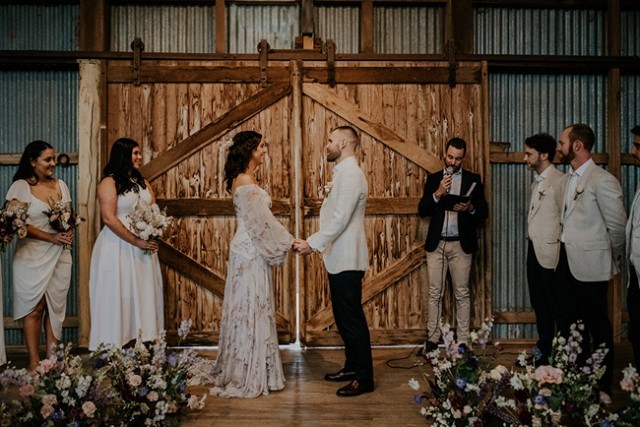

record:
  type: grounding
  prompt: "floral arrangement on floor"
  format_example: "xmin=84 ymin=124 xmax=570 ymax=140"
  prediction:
xmin=127 ymin=202 xmax=172 ymax=254
xmin=617 ymin=365 xmax=640 ymax=426
xmin=45 ymin=198 xmax=85 ymax=250
xmin=0 ymin=320 xmax=210 ymax=426
xmin=409 ymin=320 xmax=625 ymax=426
xmin=0 ymin=202 xmax=29 ymax=252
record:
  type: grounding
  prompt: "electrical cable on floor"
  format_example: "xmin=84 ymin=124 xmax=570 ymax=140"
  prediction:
xmin=384 ymin=345 xmax=427 ymax=369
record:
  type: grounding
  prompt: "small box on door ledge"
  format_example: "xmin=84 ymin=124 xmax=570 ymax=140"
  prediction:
xmin=295 ymin=36 xmax=323 ymax=50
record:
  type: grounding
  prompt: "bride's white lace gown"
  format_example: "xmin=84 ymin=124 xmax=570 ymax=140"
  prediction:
xmin=210 ymin=184 xmax=293 ymax=398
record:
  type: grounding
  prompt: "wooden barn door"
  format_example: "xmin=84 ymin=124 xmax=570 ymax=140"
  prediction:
xmin=103 ymin=61 xmax=296 ymax=344
xmin=299 ymin=61 xmax=490 ymax=346
xmin=95 ymin=59 xmax=488 ymax=347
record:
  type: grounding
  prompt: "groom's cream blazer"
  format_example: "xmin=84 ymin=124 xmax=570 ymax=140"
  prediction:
xmin=307 ymin=156 xmax=369 ymax=274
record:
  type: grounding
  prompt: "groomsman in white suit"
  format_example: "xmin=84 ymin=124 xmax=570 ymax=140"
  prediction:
xmin=555 ymin=123 xmax=626 ymax=396
xmin=294 ymin=126 xmax=373 ymax=397
xmin=524 ymin=133 xmax=564 ymax=366
xmin=625 ymin=125 xmax=640 ymax=368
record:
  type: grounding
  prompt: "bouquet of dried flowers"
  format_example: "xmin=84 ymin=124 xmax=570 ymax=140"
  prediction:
xmin=126 ymin=202 xmax=171 ymax=254
xmin=44 ymin=198 xmax=85 ymax=250
xmin=0 ymin=202 xmax=29 ymax=252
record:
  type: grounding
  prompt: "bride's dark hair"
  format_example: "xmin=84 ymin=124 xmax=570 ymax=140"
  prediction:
xmin=103 ymin=137 xmax=147 ymax=195
xmin=224 ymin=131 xmax=262 ymax=193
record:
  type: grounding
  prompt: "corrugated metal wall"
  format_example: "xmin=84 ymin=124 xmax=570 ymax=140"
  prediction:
xmin=373 ymin=6 xmax=443 ymax=54
xmin=0 ymin=71 xmax=79 ymax=345
xmin=0 ymin=4 xmax=79 ymax=51
xmin=477 ymin=6 xmax=611 ymax=339
xmin=475 ymin=7 xmax=605 ymax=55
xmin=314 ymin=6 xmax=360 ymax=54
xmin=621 ymin=10 xmax=640 ymax=56
xmin=111 ymin=5 xmax=216 ymax=53
xmin=227 ymin=4 xmax=299 ymax=53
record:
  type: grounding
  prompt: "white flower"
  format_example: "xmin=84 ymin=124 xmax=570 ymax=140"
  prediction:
xmin=408 ymin=378 xmax=420 ymax=391
xmin=510 ymin=375 xmax=524 ymax=390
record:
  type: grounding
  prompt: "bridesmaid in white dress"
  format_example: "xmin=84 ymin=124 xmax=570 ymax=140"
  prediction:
xmin=88 ymin=138 xmax=164 ymax=350
xmin=210 ymin=131 xmax=294 ymax=398
xmin=5 ymin=140 xmax=74 ymax=371
xmin=0 ymin=261 xmax=6 ymax=365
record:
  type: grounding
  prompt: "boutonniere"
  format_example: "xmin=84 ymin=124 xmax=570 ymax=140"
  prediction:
xmin=573 ymin=187 xmax=584 ymax=201
xmin=321 ymin=182 xmax=334 ymax=197
xmin=538 ymin=189 xmax=546 ymax=200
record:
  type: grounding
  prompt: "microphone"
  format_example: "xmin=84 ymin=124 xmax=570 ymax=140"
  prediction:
xmin=443 ymin=166 xmax=454 ymax=193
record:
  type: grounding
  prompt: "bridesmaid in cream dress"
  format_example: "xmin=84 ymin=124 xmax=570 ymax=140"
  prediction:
xmin=88 ymin=138 xmax=164 ymax=350
xmin=210 ymin=131 xmax=294 ymax=398
xmin=5 ymin=140 xmax=74 ymax=371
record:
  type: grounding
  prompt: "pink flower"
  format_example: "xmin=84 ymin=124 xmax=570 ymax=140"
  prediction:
xmin=620 ymin=377 xmax=635 ymax=392
xmin=37 ymin=359 xmax=57 ymax=375
xmin=41 ymin=404 xmax=54 ymax=418
xmin=127 ymin=373 xmax=142 ymax=387
xmin=82 ymin=401 xmax=97 ymax=418
xmin=147 ymin=391 xmax=159 ymax=402
xmin=42 ymin=394 xmax=58 ymax=406
xmin=19 ymin=384 xmax=34 ymax=397
xmin=534 ymin=365 xmax=563 ymax=387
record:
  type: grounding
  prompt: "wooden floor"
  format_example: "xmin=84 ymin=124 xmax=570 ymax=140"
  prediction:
xmin=180 ymin=343 xmax=634 ymax=426
xmin=5 ymin=343 xmax=635 ymax=426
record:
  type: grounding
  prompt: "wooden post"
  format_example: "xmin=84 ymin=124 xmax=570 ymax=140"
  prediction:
xmin=290 ymin=60 xmax=304 ymax=343
xmin=445 ymin=0 xmax=474 ymax=54
xmin=79 ymin=0 xmax=109 ymax=51
xmin=77 ymin=60 xmax=104 ymax=347
xmin=216 ymin=0 xmax=226 ymax=54
xmin=607 ymin=0 xmax=622 ymax=344
xmin=361 ymin=0 xmax=374 ymax=53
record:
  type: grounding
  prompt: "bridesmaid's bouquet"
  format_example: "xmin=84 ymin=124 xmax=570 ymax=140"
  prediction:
xmin=45 ymin=198 xmax=85 ymax=250
xmin=0 ymin=202 xmax=29 ymax=252
xmin=126 ymin=202 xmax=172 ymax=254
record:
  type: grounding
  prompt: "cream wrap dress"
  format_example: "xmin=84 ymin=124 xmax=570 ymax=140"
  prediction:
xmin=6 ymin=179 xmax=73 ymax=340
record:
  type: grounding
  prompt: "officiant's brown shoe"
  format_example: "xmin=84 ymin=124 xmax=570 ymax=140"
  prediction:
xmin=324 ymin=368 xmax=356 ymax=382
xmin=336 ymin=379 xmax=374 ymax=397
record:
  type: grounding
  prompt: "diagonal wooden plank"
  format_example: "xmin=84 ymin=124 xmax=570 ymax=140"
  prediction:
xmin=306 ymin=245 xmax=426 ymax=331
xmin=141 ymin=82 xmax=291 ymax=181
xmin=158 ymin=240 xmax=226 ymax=298
xmin=303 ymin=83 xmax=442 ymax=173
xmin=158 ymin=240 xmax=290 ymax=331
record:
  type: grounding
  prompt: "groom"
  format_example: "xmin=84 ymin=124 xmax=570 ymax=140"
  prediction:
xmin=294 ymin=125 xmax=373 ymax=397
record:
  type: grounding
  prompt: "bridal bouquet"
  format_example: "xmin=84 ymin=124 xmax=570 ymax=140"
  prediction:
xmin=45 ymin=198 xmax=85 ymax=250
xmin=126 ymin=202 xmax=172 ymax=254
xmin=0 ymin=202 xmax=29 ymax=252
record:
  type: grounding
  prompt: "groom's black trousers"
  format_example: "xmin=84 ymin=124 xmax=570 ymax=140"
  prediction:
xmin=328 ymin=270 xmax=374 ymax=383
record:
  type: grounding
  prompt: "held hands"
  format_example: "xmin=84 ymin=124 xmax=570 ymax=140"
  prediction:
xmin=293 ymin=239 xmax=313 ymax=255
xmin=435 ymin=175 xmax=453 ymax=199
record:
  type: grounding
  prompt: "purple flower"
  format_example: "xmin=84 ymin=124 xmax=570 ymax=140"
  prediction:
xmin=532 ymin=394 xmax=546 ymax=406
xmin=455 ymin=377 xmax=467 ymax=389
xmin=138 ymin=386 xmax=149 ymax=397
xmin=167 ymin=354 xmax=178 ymax=367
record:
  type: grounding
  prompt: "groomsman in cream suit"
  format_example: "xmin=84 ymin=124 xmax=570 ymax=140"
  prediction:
xmin=524 ymin=133 xmax=564 ymax=365
xmin=625 ymin=125 xmax=640 ymax=368
xmin=294 ymin=126 xmax=373 ymax=397
xmin=555 ymin=123 xmax=626 ymax=395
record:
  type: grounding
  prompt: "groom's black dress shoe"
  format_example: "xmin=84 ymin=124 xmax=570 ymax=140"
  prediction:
xmin=324 ymin=369 xmax=356 ymax=382
xmin=336 ymin=379 xmax=374 ymax=397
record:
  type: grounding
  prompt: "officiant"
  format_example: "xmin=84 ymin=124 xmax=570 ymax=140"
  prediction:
xmin=418 ymin=137 xmax=488 ymax=352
